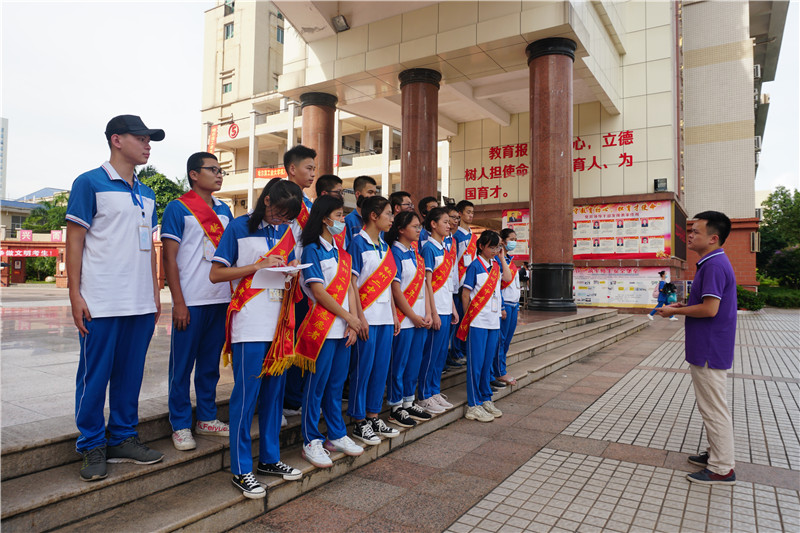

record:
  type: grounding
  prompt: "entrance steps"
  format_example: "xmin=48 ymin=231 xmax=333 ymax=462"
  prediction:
xmin=1 ymin=309 xmax=648 ymax=532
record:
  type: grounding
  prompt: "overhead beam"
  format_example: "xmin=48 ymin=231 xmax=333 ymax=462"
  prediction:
xmin=472 ymin=77 xmax=529 ymax=99
xmin=445 ymin=82 xmax=511 ymax=127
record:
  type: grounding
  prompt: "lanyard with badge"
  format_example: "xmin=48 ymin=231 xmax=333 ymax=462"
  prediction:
xmin=265 ymin=225 xmax=285 ymax=302
xmin=133 ymin=180 xmax=151 ymax=251
xmin=479 ymin=257 xmax=500 ymax=313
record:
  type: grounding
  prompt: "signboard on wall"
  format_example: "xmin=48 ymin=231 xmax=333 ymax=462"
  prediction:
xmin=207 ymin=125 xmax=218 ymax=153
xmin=501 ymin=209 xmax=529 ymax=259
xmin=255 ymin=167 xmax=288 ymax=179
xmin=574 ymin=266 xmax=666 ymax=308
xmin=573 ymin=201 xmax=672 ymax=259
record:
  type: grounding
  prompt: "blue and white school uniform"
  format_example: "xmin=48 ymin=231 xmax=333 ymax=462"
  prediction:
xmin=388 ymin=242 xmax=428 ymax=408
xmin=419 ymin=238 xmax=454 ymax=401
xmin=461 ymin=256 xmax=503 ymax=407
xmin=67 ymin=162 xmax=158 ymax=453
xmin=347 ymin=230 xmax=395 ymax=419
xmin=344 ymin=208 xmax=364 ymax=246
xmin=299 ymin=237 xmax=351 ymax=445
xmin=451 ymin=226 xmax=474 ymax=359
xmin=496 ymin=256 xmax=521 ymax=380
xmin=212 ymin=217 xmax=295 ymax=476
xmin=161 ymin=197 xmax=233 ymax=432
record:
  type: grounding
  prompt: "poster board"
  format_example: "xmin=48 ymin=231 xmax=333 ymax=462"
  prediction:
xmin=573 ymin=266 xmax=669 ymax=308
xmin=573 ymin=201 xmax=672 ymax=259
xmin=501 ymin=209 xmax=529 ymax=259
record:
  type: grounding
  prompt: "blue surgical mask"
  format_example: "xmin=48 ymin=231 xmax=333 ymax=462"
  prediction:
xmin=505 ymin=241 xmax=517 ymax=252
xmin=327 ymin=219 xmax=346 ymax=235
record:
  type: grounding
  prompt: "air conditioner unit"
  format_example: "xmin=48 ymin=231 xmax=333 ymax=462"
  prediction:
xmin=751 ymin=231 xmax=761 ymax=253
xmin=761 ymin=93 xmax=771 ymax=105
xmin=754 ymin=64 xmax=762 ymax=79
xmin=754 ymin=136 xmax=762 ymax=150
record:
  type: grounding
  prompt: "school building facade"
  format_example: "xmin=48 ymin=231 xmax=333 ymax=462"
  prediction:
xmin=200 ymin=0 xmax=788 ymax=311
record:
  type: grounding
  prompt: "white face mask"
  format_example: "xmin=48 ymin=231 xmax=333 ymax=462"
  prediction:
xmin=327 ymin=219 xmax=346 ymax=235
xmin=506 ymin=241 xmax=517 ymax=252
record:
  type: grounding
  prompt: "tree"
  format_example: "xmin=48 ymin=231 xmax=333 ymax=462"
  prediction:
xmin=137 ymin=165 xmax=187 ymax=224
xmin=758 ymin=186 xmax=800 ymax=285
xmin=21 ymin=192 xmax=69 ymax=232
xmin=761 ymin=186 xmax=800 ymax=244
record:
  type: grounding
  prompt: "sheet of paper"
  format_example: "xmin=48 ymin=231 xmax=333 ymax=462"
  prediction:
xmin=251 ymin=264 xmax=311 ymax=289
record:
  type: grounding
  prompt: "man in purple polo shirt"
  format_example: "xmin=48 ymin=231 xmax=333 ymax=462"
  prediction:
xmin=657 ymin=211 xmax=737 ymax=485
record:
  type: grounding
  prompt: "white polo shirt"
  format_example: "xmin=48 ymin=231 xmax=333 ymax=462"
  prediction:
xmin=347 ymin=229 xmax=394 ymax=326
xmin=300 ymin=237 xmax=350 ymax=339
xmin=421 ymin=237 xmax=454 ymax=315
xmin=65 ymin=162 xmax=157 ymax=318
xmin=461 ymin=256 xmax=503 ymax=330
xmin=391 ymin=241 xmax=427 ymax=329
xmin=501 ymin=256 xmax=521 ymax=305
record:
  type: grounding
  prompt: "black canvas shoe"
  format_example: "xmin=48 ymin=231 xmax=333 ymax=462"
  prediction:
xmin=490 ymin=379 xmax=507 ymax=388
xmin=106 ymin=436 xmax=164 ymax=465
xmin=79 ymin=446 xmax=108 ymax=481
xmin=370 ymin=417 xmax=400 ymax=438
xmin=256 ymin=461 xmax=302 ymax=481
xmin=404 ymin=403 xmax=432 ymax=421
xmin=352 ymin=420 xmax=381 ymax=445
xmin=232 ymin=472 xmax=266 ymax=498
xmin=388 ymin=407 xmax=417 ymax=428
xmin=688 ymin=452 xmax=709 ymax=467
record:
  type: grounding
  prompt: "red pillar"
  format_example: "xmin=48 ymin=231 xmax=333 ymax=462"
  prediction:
xmin=526 ymin=38 xmax=577 ymax=312
xmin=300 ymin=92 xmax=337 ymax=191
xmin=399 ymin=68 xmax=441 ymax=203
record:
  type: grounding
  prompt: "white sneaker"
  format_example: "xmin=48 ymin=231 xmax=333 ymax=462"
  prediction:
xmin=172 ymin=428 xmax=196 ymax=451
xmin=418 ymin=397 xmax=445 ymax=414
xmin=647 ymin=314 xmax=654 ymax=321
xmin=482 ymin=400 xmax=503 ymax=418
xmin=465 ymin=405 xmax=494 ymax=423
xmin=325 ymin=435 xmax=364 ymax=456
xmin=669 ymin=316 xmax=679 ymax=321
xmin=195 ymin=419 xmax=229 ymax=436
xmin=432 ymin=393 xmax=453 ymax=409
xmin=302 ymin=439 xmax=333 ymax=468
xmin=283 ymin=407 xmax=302 ymax=417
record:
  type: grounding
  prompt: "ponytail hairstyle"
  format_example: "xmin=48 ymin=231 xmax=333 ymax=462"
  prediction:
xmin=385 ymin=211 xmax=421 ymax=246
xmin=424 ymin=206 xmax=449 ymax=232
xmin=500 ymin=228 xmax=516 ymax=242
xmin=361 ymin=195 xmax=390 ymax=226
xmin=301 ymin=195 xmax=344 ymax=247
xmin=476 ymin=230 xmax=501 ymax=256
xmin=248 ymin=178 xmax=303 ymax=233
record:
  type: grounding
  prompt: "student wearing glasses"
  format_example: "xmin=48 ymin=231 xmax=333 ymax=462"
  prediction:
xmin=389 ymin=191 xmax=415 ymax=216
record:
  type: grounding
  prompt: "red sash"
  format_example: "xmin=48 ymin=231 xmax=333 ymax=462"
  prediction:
xmin=359 ymin=250 xmax=398 ymax=311
xmin=395 ymin=250 xmax=425 ymax=324
xmin=177 ymin=190 xmax=225 ymax=247
xmin=294 ymin=248 xmax=352 ymax=372
xmin=431 ymin=242 xmax=456 ymax=293
xmin=222 ymin=226 xmax=296 ymax=373
xmin=456 ymin=260 xmax=500 ymax=341
xmin=458 ymin=233 xmax=478 ymax=280
xmin=501 ymin=260 xmax=519 ymax=290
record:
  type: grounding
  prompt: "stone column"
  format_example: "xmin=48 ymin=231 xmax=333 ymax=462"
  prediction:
xmin=399 ymin=68 xmax=441 ymax=203
xmin=300 ymin=92 xmax=337 ymax=180
xmin=526 ymin=38 xmax=577 ymax=312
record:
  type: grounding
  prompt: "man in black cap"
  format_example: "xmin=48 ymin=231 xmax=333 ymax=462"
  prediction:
xmin=65 ymin=115 xmax=166 ymax=481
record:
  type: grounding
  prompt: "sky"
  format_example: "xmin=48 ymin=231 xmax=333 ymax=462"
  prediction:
xmin=1 ymin=0 xmax=798 ymax=201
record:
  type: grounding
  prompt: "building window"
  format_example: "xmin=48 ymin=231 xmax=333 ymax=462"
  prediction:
xmin=273 ymin=74 xmax=279 ymax=91
xmin=224 ymin=23 xmax=234 ymax=39
xmin=224 ymin=0 xmax=234 ymax=16
xmin=276 ymin=26 xmax=284 ymax=44
xmin=11 ymin=215 xmax=25 ymax=235
xmin=222 ymin=82 xmax=233 ymax=94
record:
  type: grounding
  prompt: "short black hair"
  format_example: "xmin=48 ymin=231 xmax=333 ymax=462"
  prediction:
xmin=694 ymin=210 xmax=731 ymax=245
xmin=186 ymin=152 xmax=217 ymax=188
xmin=500 ymin=228 xmax=516 ymax=241
xmin=301 ymin=195 xmax=344 ymax=247
xmin=418 ymin=196 xmax=438 ymax=216
xmin=315 ymin=174 xmax=342 ymax=196
xmin=283 ymin=145 xmax=317 ymax=172
xmin=456 ymin=200 xmax=474 ymax=213
xmin=353 ymin=175 xmax=377 ymax=193
xmin=476 ymin=230 xmax=500 ymax=254
xmin=389 ymin=191 xmax=412 ymax=212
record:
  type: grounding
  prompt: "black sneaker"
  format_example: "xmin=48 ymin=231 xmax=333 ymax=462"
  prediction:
xmin=404 ymin=403 xmax=432 ymax=421
xmin=353 ymin=420 xmax=381 ymax=445
xmin=256 ymin=461 xmax=302 ymax=481
xmin=388 ymin=407 xmax=417 ymax=428
xmin=490 ymin=379 xmax=507 ymax=388
xmin=445 ymin=358 xmax=463 ymax=368
xmin=106 ymin=436 xmax=164 ymax=465
xmin=232 ymin=472 xmax=266 ymax=498
xmin=79 ymin=446 xmax=108 ymax=482
xmin=370 ymin=417 xmax=400 ymax=438
xmin=688 ymin=451 xmax=709 ymax=467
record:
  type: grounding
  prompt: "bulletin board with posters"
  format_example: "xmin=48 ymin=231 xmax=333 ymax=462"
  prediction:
xmin=502 ymin=209 xmax=529 ymax=259
xmin=573 ymin=201 xmax=672 ymax=259
xmin=573 ymin=266 xmax=667 ymax=308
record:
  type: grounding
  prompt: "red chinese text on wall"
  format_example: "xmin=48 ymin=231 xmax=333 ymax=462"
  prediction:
xmin=572 ymin=130 xmax=635 ymax=172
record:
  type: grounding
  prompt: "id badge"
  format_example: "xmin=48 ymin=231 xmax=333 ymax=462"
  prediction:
xmin=268 ymin=289 xmax=284 ymax=302
xmin=491 ymin=295 xmax=499 ymax=313
xmin=138 ymin=225 xmax=152 ymax=251
xmin=202 ymin=236 xmax=215 ymax=261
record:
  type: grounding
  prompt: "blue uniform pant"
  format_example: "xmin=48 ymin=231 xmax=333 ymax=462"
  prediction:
xmin=229 ymin=342 xmax=285 ymax=475
xmin=347 ymin=324 xmax=393 ymax=420
xmin=388 ymin=327 xmax=428 ymax=406
xmin=494 ymin=302 xmax=519 ymax=379
xmin=301 ymin=337 xmax=350 ymax=444
xmin=450 ymin=295 xmax=466 ymax=359
xmin=75 ymin=314 xmax=156 ymax=452
xmin=419 ymin=315 xmax=451 ymax=400
xmin=466 ymin=327 xmax=499 ymax=407
xmin=284 ymin=296 xmax=311 ymax=409
xmin=649 ymin=300 xmax=667 ymax=316
xmin=168 ymin=303 xmax=227 ymax=431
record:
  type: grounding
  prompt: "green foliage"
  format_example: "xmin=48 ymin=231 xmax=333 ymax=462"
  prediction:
xmin=765 ymin=245 xmax=800 ymax=289
xmin=137 ymin=165 xmax=187 ymax=224
xmin=758 ymin=186 xmax=800 ymax=273
xmin=736 ymin=286 xmax=765 ymax=311
xmin=21 ymin=193 xmax=68 ymax=232
xmin=759 ymin=286 xmax=800 ymax=308
xmin=25 ymin=257 xmax=56 ymax=281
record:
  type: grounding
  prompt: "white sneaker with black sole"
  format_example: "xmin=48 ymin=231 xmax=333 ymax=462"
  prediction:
xmin=388 ymin=407 xmax=417 ymax=428
xmin=370 ymin=417 xmax=400 ymax=438
xmin=232 ymin=472 xmax=266 ymax=499
xmin=352 ymin=420 xmax=381 ymax=446
xmin=404 ymin=403 xmax=432 ymax=421
xmin=302 ymin=439 xmax=333 ymax=468
xmin=256 ymin=461 xmax=303 ymax=480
